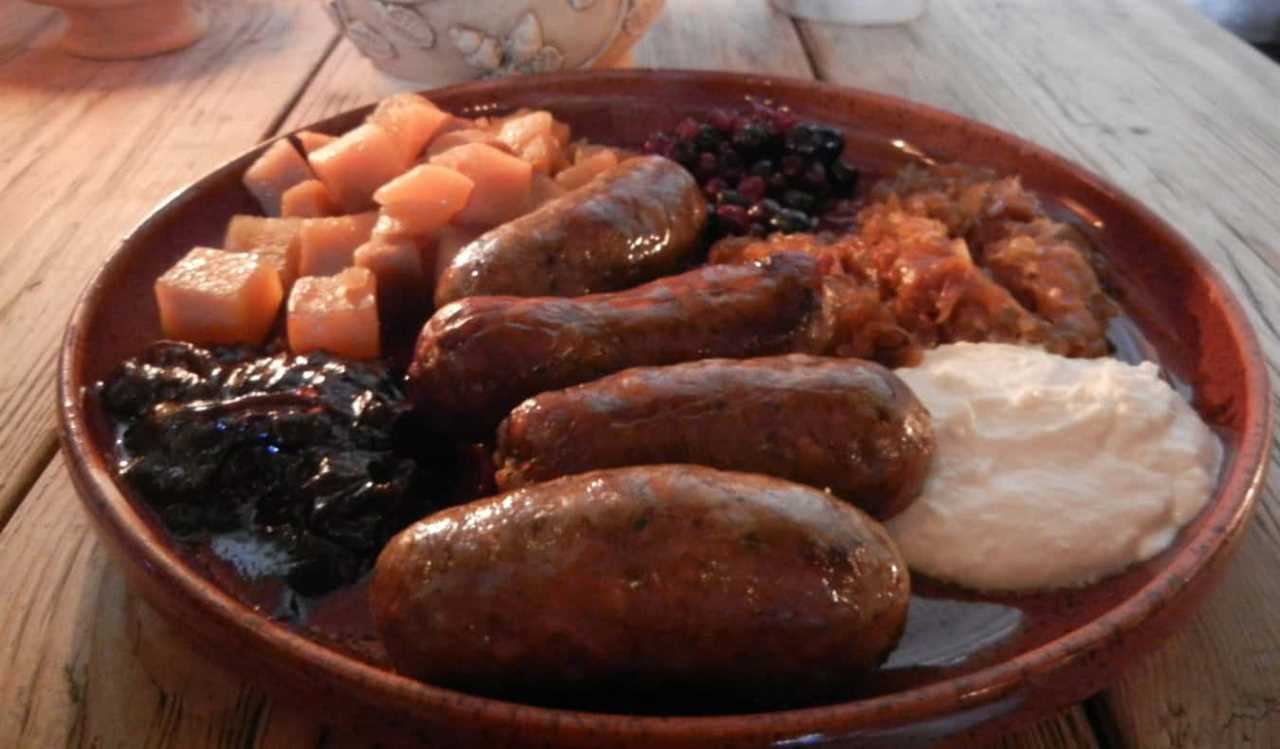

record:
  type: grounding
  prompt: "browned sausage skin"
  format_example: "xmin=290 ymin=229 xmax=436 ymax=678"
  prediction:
xmin=495 ymin=355 xmax=934 ymax=519
xmin=434 ymin=155 xmax=707 ymax=307
xmin=371 ymin=465 xmax=909 ymax=707
xmin=409 ymin=252 xmax=827 ymax=438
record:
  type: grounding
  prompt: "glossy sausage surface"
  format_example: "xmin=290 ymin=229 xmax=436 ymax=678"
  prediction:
xmin=495 ymin=355 xmax=934 ymax=518
xmin=409 ymin=252 xmax=827 ymax=438
xmin=434 ymin=156 xmax=707 ymax=307
xmin=371 ymin=465 xmax=909 ymax=707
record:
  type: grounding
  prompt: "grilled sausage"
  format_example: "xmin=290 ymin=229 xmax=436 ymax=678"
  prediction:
xmin=495 ymin=355 xmax=933 ymax=519
xmin=409 ymin=252 xmax=827 ymax=438
xmin=371 ymin=465 xmax=909 ymax=706
xmin=433 ymin=156 xmax=707 ymax=307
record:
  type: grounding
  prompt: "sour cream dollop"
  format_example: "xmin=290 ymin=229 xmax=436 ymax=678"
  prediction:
xmin=887 ymin=342 xmax=1222 ymax=591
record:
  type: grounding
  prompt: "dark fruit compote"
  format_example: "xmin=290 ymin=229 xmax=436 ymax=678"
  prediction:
xmin=643 ymin=98 xmax=861 ymax=239
xmin=97 ymin=341 xmax=439 ymax=598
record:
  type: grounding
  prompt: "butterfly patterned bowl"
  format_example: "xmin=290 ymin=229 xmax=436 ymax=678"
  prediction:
xmin=323 ymin=0 xmax=665 ymax=83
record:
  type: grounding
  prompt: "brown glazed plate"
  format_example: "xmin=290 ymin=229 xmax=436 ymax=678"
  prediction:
xmin=58 ymin=70 xmax=1271 ymax=747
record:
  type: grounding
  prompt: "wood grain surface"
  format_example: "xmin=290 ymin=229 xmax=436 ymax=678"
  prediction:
xmin=0 ymin=0 xmax=1276 ymax=747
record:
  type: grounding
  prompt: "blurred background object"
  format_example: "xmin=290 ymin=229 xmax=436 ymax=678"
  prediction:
xmin=1189 ymin=0 xmax=1280 ymax=58
xmin=29 ymin=0 xmax=207 ymax=59
xmin=771 ymin=0 xmax=926 ymax=26
xmin=324 ymin=0 xmax=665 ymax=84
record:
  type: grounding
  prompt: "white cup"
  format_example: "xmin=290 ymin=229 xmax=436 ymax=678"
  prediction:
xmin=772 ymin=0 xmax=927 ymax=25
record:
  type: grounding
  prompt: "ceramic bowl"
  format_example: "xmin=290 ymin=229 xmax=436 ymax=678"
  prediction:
xmin=59 ymin=70 xmax=1271 ymax=747
xmin=323 ymin=0 xmax=665 ymax=83
xmin=32 ymin=0 xmax=207 ymax=60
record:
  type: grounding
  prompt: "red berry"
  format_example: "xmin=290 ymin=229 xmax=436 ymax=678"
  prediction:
xmin=674 ymin=118 xmax=701 ymax=142
xmin=715 ymin=204 xmax=751 ymax=234
xmin=704 ymin=176 xmax=729 ymax=195
xmin=708 ymin=108 xmax=737 ymax=132
xmin=737 ymin=175 xmax=767 ymax=202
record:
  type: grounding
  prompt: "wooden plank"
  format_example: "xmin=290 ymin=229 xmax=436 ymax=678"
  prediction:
xmin=0 ymin=0 xmax=338 ymax=530
xmin=277 ymin=0 xmax=813 ymax=135
xmin=797 ymin=1 xmax=1280 ymax=747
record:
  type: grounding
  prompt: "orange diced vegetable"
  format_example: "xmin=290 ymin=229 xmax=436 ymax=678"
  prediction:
xmin=287 ymin=267 xmax=380 ymax=359
xmin=425 ymin=128 xmax=509 ymax=159
xmin=281 ymin=179 xmax=338 ymax=218
xmin=529 ymin=173 xmax=567 ymax=209
xmin=555 ymin=147 xmax=620 ymax=190
xmin=223 ymin=215 xmax=303 ymax=288
xmin=298 ymin=212 xmax=379 ymax=277
xmin=355 ymin=234 xmax=429 ymax=323
xmin=296 ymin=130 xmax=336 ymax=154
xmin=373 ymin=164 xmax=475 ymax=236
xmin=155 ymin=247 xmax=283 ymax=345
xmin=243 ymin=139 xmax=314 ymax=217
xmin=308 ymin=123 xmax=405 ymax=213
xmin=368 ymin=93 xmax=451 ymax=164
xmin=432 ymin=225 xmax=481 ymax=282
xmin=429 ymin=143 xmax=533 ymax=230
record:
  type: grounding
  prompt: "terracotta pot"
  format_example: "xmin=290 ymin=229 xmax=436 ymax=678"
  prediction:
xmin=323 ymin=0 xmax=665 ymax=83
xmin=33 ymin=0 xmax=207 ymax=60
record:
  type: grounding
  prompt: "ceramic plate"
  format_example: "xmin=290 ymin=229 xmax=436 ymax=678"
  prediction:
xmin=58 ymin=70 xmax=1270 ymax=748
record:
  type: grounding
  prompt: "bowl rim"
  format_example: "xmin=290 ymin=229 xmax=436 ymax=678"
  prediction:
xmin=57 ymin=68 xmax=1272 ymax=743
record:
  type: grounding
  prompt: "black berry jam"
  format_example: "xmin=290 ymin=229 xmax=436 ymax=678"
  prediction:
xmin=643 ymin=99 xmax=861 ymax=239
xmin=97 ymin=341 xmax=435 ymax=596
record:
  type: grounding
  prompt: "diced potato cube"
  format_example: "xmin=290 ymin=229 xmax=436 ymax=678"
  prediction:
xmin=429 ymin=143 xmax=533 ymax=230
xmin=287 ymin=267 xmax=380 ymax=359
xmin=496 ymin=111 xmax=554 ymax=151
xmin=155 ymin=247 xmax=283 ymax=345
xmin=355 ymin=234 xmax=429 ymax=324
xmin=432 ymin=225 xmax=481 ymax=281
xmin=425 ymin=128 xmax=510 ymax=159
xmin=529 ymin=173 xmax=567 ymax=209
xmin=554 ymin=147 xmax=620 ymax=191
xmin=243 ymin=139 xmax=314 ymax=217
xmin=373 ymin=164 xmax=475 ymax=236
xmin=296 ymin=130 xmax=336 ymax=154
xmin=281 ymin=179 xmax=338 ymax=218
xmin=298 ymin=212 xmax=379 ymax=277
xmin=551 ymin=120 xmax=571 ymax=148
xmin=309 ymin=123 xmax=406 ymax=213
xmin=223 ymin=214 xmax=303 ymax=288
xmin=367 ymin=93 xmax=452 ymax=164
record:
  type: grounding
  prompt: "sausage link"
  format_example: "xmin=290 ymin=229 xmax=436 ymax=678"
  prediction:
xmin=495 ymin=355 xmax=934 ymax=518
xmin=409 ymin=252 xmax=827 ymax=438
xmin=371 ymin=464 xmax=909 ymax=707
xmin=434 ymin=156 xmax=707 ymax=307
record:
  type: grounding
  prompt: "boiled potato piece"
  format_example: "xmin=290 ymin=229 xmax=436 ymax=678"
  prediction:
xmin=430 ymin=225 xmax=482 ymax=288
xmin=554 ymin=147 xmax=620 ymax=191
xmin=355 ymin=234 xmax=429 ymax=324
xmin=287 ymin=267 xmax=380 ymax=359
xmin=429 ymin=143 xmax=533 ymax=230
xmin=367 ymin=93 xmax=451 ymax=164
xmin=425 ymin=128 xmax=509 ymax=159
xmin=223 ymin=215 xmax=303 ymax=288
xmin=309 ymin=123 xmax=405 ymax=213
xmin=298 ymin=212 xmax=378 ymax=277
xmin=243 ymin=139 xmax=313 ymax=217
xmin=528 ymin=173 xmax=567 ymax=209
xmin=494 ymin=111 xmax=572 ymax=173
xmin=373 ymin=164 xmax=475 ymax=237
xmin=281 ymin=179 xmax=338 ymax=218
xmin=156 ymin=247 xmax=283 ymax=345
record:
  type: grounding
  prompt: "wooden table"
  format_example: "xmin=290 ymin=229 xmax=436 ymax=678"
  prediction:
xmin=1 ymin=1 xmax=1277 ymax=746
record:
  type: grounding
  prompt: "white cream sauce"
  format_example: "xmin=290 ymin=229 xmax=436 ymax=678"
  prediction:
xmin=887 ymin=342 xmax=1222 ymax=591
